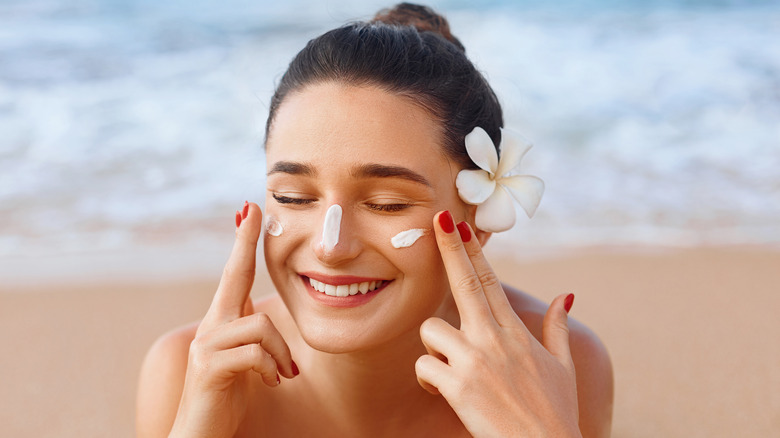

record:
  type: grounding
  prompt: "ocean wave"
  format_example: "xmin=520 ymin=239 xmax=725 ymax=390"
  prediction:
xmin=2 ymin=0 xmax=779 ymax=258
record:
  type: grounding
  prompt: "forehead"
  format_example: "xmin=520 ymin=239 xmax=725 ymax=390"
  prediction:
xmin=266 ymin=82 xmax=450 ymax=172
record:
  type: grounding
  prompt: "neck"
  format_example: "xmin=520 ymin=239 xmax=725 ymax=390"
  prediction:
xmin=301 ymin=325 xmax=448 ymax=435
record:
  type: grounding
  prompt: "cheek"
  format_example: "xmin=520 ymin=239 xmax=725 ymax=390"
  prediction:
xmin=394 ymin=241 xmax=442 ymax=284
xmin=262 ymin=206 xmax=310 ymax=268
xmin=390 ymin=228 xmax=427 ymax=248
xmin=368 ymin=218 xmax=442 ymax=274
xmin=391 ymin=232 xmax=450 ymax=313
xmin=264 ymin=214 xmax=284 ymax=237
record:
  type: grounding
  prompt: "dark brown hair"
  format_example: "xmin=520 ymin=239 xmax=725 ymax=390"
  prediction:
xmin=265 ymin=3 xmax=503 ymax=169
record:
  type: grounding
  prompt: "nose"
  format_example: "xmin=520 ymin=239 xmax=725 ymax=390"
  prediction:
xmin=310 ymin=203 xmax=363 ymax=266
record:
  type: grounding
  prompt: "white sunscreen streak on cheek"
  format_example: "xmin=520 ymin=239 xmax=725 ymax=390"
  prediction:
xmin=265 ymin=215 xmax=283 ymax=237
xmin=321 ymin=204 xmax=342 ymax=252
xmin=391 ymin=228 xmax=428 ymax=248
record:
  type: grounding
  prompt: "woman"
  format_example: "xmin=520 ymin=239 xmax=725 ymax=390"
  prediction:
xmin=136 ymin=3 xmax=613 ymax=437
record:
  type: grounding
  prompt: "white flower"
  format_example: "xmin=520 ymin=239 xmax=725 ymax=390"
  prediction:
xmin=455 ymin=127 xmax=544 ymax=233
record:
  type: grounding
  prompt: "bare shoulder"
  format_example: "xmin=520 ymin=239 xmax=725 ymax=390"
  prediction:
xmin=503 ymin=284 xmax=614 ymax=438
xmin=136 ymin=320 xmax=198 ymax=437
xmin=135 ymin=295 xmax=282 ymax=437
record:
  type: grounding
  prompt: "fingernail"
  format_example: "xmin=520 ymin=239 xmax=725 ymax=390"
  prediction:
xmin=438 ymin=211 xmax=455 ymax=233
xmin=564 ymin=293 xmax=575 ymax=313
xmin=242 ymin=201 xmax=249 ymax=220
xmin=456 ymin=221 xmax=471 ymax=242
xmin=291 ymin=360 xmax=299 ymax=376
xmin=235 ymin=211 xmax=242 ymax=228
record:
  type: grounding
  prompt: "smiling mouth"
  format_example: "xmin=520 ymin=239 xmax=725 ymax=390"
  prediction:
xmin=304 ymin=276 xmax=391 ymax=297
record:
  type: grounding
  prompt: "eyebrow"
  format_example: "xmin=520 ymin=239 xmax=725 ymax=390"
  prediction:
xmin=267 ymin=161 xmax=316 ymax=176
xmin=267 ymin=160 xmax=432 ymax=188
xmin=351 ymin=163 xmax=432 ymax=187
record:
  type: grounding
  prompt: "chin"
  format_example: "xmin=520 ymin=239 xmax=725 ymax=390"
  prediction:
xmin=295 ymin=316 xmax=397 ymax=354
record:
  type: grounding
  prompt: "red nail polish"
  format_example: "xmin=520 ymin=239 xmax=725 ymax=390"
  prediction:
xmin=438 ymin=211 xmax=455 ymax=233
xmin=564 ymin=293 xmax=575 ymax=313
xmin=456 ymin=221 xmax=471 ymax=242
xmin=291 ymin=360 xmax=299 ymax=376
xmin=242 ymin=201 xmax=249 ymax=220
xmin=235 ymin=211 xmax=242 ymax=228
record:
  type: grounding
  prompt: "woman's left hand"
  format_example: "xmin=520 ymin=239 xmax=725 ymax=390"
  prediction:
xmin=415 ymin=211 xmax=581 ymax=438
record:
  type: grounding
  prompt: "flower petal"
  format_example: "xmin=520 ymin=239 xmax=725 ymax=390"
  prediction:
xmin=475 ymin=185 xmax=516 ymax=233
xmin=495 ymin=128 xmax=534 ymax=178
xmin=464 ymin=127 xmax=498 ymax=174
xmin=500 ymin=175 xmax=545 ymax=218
xmin=456 ymin=169 xmax=496 ymax=204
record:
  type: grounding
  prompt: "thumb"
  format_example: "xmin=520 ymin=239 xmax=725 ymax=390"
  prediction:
xmin=542 ymin=293 xmax=575 ymax=367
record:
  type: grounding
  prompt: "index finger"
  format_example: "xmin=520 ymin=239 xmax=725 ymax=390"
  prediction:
xmin=208 ymin=202 xmax=263 ymax=323
xmin=433 ymin=210 xmax=496 ymax=329
xmin=455 ymin=220 xmax=522 ymax=327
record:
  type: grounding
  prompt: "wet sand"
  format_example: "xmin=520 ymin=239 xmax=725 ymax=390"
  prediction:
xmin=1 ymin=246 xmax=778 ymax=437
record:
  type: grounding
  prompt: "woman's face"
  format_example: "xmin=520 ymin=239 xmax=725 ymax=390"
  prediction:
xmin=264 ymin=82 xmax=470 ymax=353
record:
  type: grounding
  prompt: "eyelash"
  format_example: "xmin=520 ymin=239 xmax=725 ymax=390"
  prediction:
xmin=366 ymin=203 xmax=412 ymax=212
xmin=272 ymin=193 xmax=412 ymax=212
xmin=272 ymin=193 xmax=314 ymax=205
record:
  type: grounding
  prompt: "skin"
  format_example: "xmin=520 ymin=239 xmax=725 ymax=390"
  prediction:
xmin=136 ymin=82 xmax=614 ymax=437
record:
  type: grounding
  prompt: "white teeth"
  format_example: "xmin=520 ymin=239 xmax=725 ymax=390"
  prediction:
xmin=308 ymin=277 xmax=385 ymax=297
xmin=309 ymin=279 xmax=326 ymax=292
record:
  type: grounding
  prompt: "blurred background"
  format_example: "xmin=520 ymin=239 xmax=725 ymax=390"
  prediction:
xmin=1 ymin=0 xmax=778 ymax=436
xmin=1 ymin=0 xmax=778 ymax=283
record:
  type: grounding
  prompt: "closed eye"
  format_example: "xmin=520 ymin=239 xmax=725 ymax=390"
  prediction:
xmin=272 ymin=193 xmax=315 ymax=205
xmin=365 ymin=203 xmax=413 ymax=212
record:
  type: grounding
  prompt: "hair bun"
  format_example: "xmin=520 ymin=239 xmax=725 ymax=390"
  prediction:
xmin=372 ymin=3 xmax=465 ymax=52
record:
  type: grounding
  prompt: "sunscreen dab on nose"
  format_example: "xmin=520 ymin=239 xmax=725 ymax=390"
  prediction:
xmin=265 ymin=215 xmax=283 ymax=237
xmin=391 ymin=228 xmax=428 ymax=248
xmin=321 ymin=204 xmax=342 ymax=252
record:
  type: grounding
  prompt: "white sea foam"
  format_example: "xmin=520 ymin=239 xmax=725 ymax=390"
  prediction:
xmin=2 ymin=0 xmax=779 ymax=264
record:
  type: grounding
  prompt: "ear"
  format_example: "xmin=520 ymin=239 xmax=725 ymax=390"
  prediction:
xmin=462 ymin=204 xmax=492 ymax=247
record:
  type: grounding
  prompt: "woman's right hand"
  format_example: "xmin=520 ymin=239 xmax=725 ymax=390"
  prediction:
xmin=169 ymin=202 xmax=298 ymax=438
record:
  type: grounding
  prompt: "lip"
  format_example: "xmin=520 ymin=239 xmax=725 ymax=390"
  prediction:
xmin=299 ymin=272 xmax=393 ymax=308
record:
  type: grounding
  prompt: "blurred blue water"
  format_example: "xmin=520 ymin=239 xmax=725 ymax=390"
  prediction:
xmin=1 ymin=0 xmax=779 ymax=261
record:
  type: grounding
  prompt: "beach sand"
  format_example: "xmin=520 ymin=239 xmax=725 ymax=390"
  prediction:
xmin=1 ymin=246 xmax=778 ymax=437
